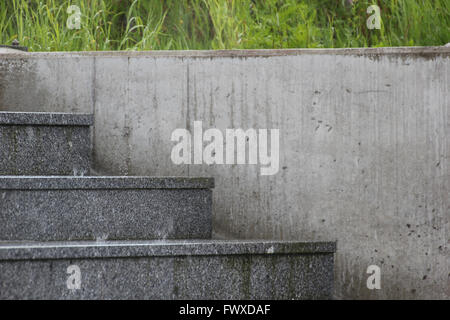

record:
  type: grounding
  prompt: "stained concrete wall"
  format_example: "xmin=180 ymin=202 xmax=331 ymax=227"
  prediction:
xmin=1 ymin=47 xmax=449 ymax=299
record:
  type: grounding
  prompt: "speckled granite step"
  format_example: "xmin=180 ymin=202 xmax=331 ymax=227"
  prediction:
xmin=0 ymin=240 xmax=336 ymax=300
xmin=0 ymin=176 xmax=213 ymax=241
xmin=0 ymin=112 xmax=93 ymax=176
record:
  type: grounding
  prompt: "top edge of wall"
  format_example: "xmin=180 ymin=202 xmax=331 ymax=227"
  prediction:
xmin=0 ymin=46 xmax=449 ymax=59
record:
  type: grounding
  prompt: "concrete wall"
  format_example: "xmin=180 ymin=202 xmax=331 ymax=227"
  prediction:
xmin=1 ymin=47 xmax=449 ymax=299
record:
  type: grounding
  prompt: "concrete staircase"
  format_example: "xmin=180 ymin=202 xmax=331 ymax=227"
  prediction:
xmin=0 ymin=111 xmax=336 ymax=299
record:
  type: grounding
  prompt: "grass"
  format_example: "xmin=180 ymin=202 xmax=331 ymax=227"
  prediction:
xmin=0 ymin=0 xmax=449 ymax=51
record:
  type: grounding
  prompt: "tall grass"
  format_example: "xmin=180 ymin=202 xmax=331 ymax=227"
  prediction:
xmin=1 ymin=0 xmax=449 ymax=51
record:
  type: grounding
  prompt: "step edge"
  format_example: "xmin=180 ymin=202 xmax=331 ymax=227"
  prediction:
xmin=0 ymin=240 xmax=336 ymax=261
xmin=0 ymin=176 xmax=215 ymax=189
xmin=0 ymin=112 xmax=94 ymax=126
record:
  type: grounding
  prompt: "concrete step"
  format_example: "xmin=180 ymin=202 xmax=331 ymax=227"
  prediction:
xmin=0 ymin=176 xmax=213 ymax=241
xmin=0 ymin=240 xmax=336 ymax=300
xmin=0 ymin=112 xmax=93 ymax=176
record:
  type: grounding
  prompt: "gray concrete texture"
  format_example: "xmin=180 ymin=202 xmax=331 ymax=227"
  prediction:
xmin=0 ymin=177 xmax=213 ymax=241
xmin=0 ymin=47 xmax=448 ymax=299
xmin=0 ymin=240 xmax=335 ymax=300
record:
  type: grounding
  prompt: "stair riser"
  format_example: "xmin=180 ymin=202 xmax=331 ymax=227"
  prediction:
xmin=0 ymin=254 xmax=334 ymax=299
xmin=0 ymin=189 xmax=212 ymax=241
xmin=0 ymin=125 xmax=91 ymax=176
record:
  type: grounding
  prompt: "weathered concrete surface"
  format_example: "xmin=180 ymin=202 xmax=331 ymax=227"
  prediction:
xmin=0 ymin=47 xmax=449 ymax=299
xmin=0 ymin=240 xmax=335 ymax=300
xmin=0 ymin=48 xmax=28 ymax=54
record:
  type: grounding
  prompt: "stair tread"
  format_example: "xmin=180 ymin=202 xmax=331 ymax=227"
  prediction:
xmin=0 ymin=239 xmax=335 ymax=299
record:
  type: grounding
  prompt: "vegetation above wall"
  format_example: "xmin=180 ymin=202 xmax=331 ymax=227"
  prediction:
xmin=1 ymin=0 xmax=449 ymax=51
